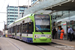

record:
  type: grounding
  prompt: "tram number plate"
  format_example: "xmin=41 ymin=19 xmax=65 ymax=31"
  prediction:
xmin=41 ymin=35 xmax=45 ymax=37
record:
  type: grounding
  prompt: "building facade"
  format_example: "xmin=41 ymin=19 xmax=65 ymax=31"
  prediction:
xmin=7 ymin=5 xmax=28 ymax=26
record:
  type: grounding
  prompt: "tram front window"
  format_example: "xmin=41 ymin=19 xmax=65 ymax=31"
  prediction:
xmin=35 ymin=14 xmax=50 ymax=32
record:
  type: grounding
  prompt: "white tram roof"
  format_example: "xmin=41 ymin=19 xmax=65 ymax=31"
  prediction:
xmin=15 ymin=14 xmax=32 ymax=23
xmin=8 ymin=22 xmax=14 ymax=28
xmin=8 ymin=14 xmax=32 ymax=28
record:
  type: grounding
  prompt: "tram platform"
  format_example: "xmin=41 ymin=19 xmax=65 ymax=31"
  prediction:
xmin=52 ymin=39 xmax=75 ymax=47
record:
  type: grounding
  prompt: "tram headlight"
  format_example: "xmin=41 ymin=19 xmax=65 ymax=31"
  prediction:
xmin=48 ymin=35 xmax=51 ymax=38
xmin=35 ymin=35 xmax=38 ymax=38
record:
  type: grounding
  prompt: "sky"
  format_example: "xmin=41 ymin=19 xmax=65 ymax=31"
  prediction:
xmin=0 ymin=0 xmax=31 ymax=31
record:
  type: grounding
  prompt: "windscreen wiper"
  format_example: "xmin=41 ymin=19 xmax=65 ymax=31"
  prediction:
xmin=41 ymin=32 xmax=44 ymax=34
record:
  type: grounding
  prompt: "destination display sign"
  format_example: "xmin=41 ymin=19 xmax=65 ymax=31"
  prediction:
xmin=35 ymin=14 xmax=49 ymax=19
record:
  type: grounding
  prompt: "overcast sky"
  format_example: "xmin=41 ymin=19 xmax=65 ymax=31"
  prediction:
xmin=0 ymin=0 xmax=31 ymax=31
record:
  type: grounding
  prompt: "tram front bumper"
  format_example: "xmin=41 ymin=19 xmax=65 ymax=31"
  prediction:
xmin=33 ymin=38 xmax=52 ymax=43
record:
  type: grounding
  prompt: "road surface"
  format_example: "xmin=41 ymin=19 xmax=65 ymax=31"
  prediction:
xmin=0 ymin=37 xmax=75 ymax=50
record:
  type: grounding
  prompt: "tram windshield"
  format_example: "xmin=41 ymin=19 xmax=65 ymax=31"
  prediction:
xmin=35 ymin=14 xmax=50 ymax=32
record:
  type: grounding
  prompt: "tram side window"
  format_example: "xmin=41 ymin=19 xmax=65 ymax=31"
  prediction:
xmin=28 ymin=22 xmax=33 ymax=33
xmin=25 ymin=23 xmax=28 ymax=33
xmin=16 ymin=25 xmax=18 ymax=33
xmin=16 ymin=25 xmax=20 ymax=33
xmin=10 ymin=28 xmax=11 ymax=33
xmin=19 ymin=25 xmax=20 ymax=32
xmin=12 ymin=27 xmax=14 ymax=33
xmin=21 ymin=23 xmax=28 ymax=33
xmin=22 ymin=23 xmax=28 ymax=33
xmin=13 ymin=26 xmax=15 ymax=33
xmin=22 ymin=24 xmax=25 ymax=33
xmin=20 ymin=24 xmax=22 ymax=33
xmin=14 ymin=26 xmax=16 ymax=33
xmin=8 ymin=28 xmax=10 ymax=33
xmin=8 ymin=28 xmax=11 ymax=33
xmin=11 ymin=27 xmax=13 ymax=33
xmin=22 ymin=22 xmax=33 ymax=33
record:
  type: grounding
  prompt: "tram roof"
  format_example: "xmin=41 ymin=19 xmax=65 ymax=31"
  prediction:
xmin=8 ymin=14 xmax=32 ymax=28
xmin=14 ymin=14 xmax=32 ymax=23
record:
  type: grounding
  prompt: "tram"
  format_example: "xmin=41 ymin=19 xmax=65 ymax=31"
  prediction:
xmin=8 ymin=14 xmax=52 ymax=43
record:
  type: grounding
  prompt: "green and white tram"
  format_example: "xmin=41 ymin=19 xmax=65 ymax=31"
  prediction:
xmin=8 ymin=14 xmax=52 ymax=43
